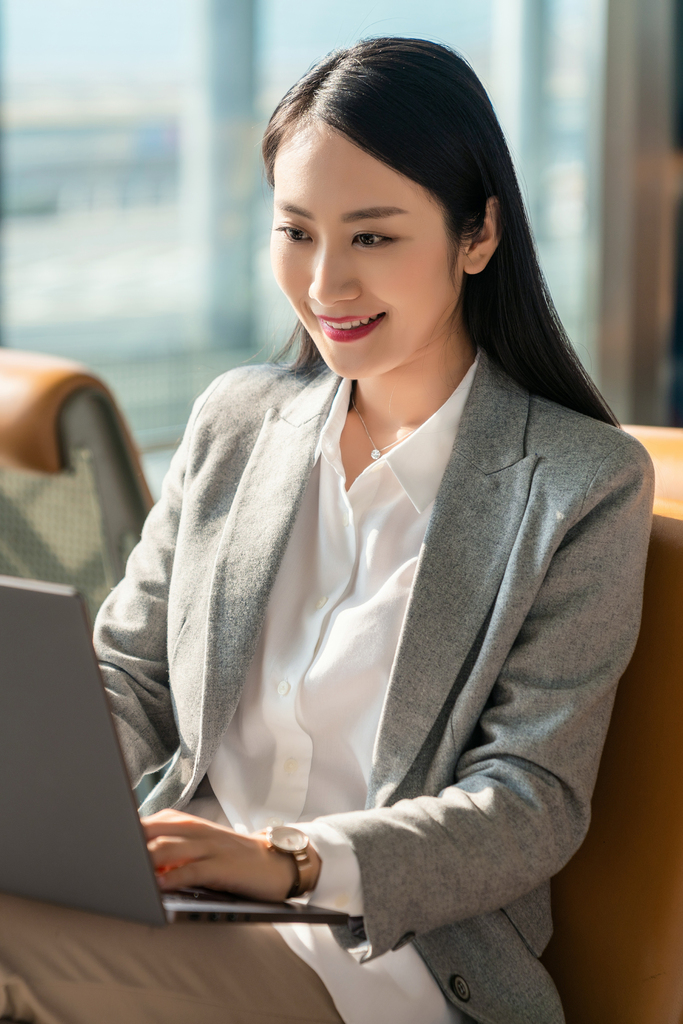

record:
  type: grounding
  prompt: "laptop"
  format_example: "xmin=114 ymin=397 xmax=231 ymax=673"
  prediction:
xmin=0 ymin=575 xmax=349 ymax=928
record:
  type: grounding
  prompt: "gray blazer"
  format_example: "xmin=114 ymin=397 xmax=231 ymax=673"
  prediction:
xmin=94 ymin=351 xmax=654 ymax=1024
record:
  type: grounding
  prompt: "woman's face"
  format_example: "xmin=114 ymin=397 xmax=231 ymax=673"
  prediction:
xmin=271 ymin=122 xmax=471 ymax=382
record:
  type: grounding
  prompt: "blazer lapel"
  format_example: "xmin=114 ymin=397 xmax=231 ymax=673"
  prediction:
xmin=369 ymin=354 xmax=539 ymax=806
xmin=192 ymin=370 xmax=339 ymax=780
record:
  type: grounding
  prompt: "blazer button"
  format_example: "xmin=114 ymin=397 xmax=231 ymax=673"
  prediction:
xmin=392 ymin=931 xmax=416 ymax=950
xmin=450 ymin=975 xmax=470 ymax=1002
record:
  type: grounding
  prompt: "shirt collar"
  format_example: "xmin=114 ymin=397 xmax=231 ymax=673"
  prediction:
xmin=315 ymin=377 xmax=353 ymax=472
xmin=315 ymin=353 xmax=479 ymax=514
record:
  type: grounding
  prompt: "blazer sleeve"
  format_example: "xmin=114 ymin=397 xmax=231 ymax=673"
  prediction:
xmin=313 ymin=438 xmax=654 ymax=959
xmin=93 ymin=379 xmax=223 ymax=787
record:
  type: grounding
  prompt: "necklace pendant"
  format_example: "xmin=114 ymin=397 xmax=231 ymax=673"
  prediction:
xmin=371 ymin=449 xmax=381 ymax=460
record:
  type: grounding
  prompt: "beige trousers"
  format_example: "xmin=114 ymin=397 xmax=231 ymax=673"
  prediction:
xmin=0 ymin=891 xmax=344 ymax=1024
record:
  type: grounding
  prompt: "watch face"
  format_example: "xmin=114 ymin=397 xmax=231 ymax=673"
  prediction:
xmin=269 ymin=826 xmax=309 ymax=853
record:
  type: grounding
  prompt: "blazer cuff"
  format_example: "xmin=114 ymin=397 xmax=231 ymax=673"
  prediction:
xmin=295 ymin=819 xmax=365 ymax=916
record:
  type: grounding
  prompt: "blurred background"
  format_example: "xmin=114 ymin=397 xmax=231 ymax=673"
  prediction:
xmin=0 ymin=0 xmax=680 ymax=497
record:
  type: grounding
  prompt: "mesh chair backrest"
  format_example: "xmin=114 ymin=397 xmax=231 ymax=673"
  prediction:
xmin=0 ymin=352 xmax=152 ymax=623
xmin=0 ymin=449 xmax=114 ymax=623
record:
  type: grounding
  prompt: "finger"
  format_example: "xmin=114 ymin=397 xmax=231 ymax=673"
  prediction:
xmin=156 ymin=858 xmax=215 ymax=891
xmin=141 ymin=809 xmax=200 ymax=828
xmin=147 ymin=835 xmax=210 ymax=869
xmin=142 ymin=809 xmax=193 ymax=825
xmin=141 ymin=814 xmax=222 ymax=840
xmin=141 ymin=813 xmax=236 ymax=841
xmin=155 ymin=860 xmax=193 ymax=877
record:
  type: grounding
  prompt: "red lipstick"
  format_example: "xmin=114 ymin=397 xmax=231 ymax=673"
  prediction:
xmin=317 ymin=312 xmax=386 ymax=343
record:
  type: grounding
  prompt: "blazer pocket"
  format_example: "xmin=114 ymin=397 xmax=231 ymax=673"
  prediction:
xmin=501 ymin=882 xmax=553 ymax=958
xmin=169 ymin=612 xmax=190 ymax=666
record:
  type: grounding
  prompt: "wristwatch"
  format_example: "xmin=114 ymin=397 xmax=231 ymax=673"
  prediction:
xmin=264 ymin=825 xmax=316 ymax=898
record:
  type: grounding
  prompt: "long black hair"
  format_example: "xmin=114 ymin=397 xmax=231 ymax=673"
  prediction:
xmin=262 ymin=37 xmax=617 ymax=426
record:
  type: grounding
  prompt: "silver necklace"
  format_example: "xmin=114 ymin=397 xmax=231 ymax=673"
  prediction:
xmin=351 ymin=394 xmax=416 ymax=460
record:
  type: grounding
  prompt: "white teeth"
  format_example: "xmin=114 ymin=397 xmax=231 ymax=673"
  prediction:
xmin=325 ymin=313 xmax=383 ymax=330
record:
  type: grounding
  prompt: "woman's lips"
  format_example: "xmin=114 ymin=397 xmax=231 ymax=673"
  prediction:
xmin=317 ymin=312 xmax=386 ymax=343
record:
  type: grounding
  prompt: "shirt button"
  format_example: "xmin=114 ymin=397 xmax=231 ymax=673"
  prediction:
xmin=334 ymin=894 xmax=348 ymax=909
xmin=315 ymin=596 xmax=328 ymax=610
xmin=277 ymin=680 xmax=291 ymax=696
xmin=267 ymin=816 xmax=284 ymax=827
xmin=284 ymin=758 xmax=298 ymax=774
xmin=342 ymin=512 xmax=349 ymax=527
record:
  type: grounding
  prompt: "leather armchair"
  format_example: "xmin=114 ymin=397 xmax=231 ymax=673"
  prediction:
xmin=0 ymin=349 xmax=152 ymax=621
xmin=542 ymin=511 xmax=683 ymax=1022
xmin=625 ymin=425 xmax=683 ymax=520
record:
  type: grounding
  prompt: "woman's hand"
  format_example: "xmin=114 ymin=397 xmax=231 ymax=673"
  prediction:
xmin=141 ymin=809 xmax=321 ymax=902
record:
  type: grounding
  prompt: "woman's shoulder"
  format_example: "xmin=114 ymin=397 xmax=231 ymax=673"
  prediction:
xmin=190 ymin=361 xmax=334 ymax=429
xmin=205 ymin=361 xmax=322 ymax=408
xmin=476 ymin=352 xmax=651 ymax=482
xmin=526 ymin=392 xmax=654 ymax=493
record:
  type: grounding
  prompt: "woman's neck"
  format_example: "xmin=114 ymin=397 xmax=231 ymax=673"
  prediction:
xmin=339 ymin=331 xmax=476 ymax=490
xmin=352 ymin=334 xmax=476 ymax=437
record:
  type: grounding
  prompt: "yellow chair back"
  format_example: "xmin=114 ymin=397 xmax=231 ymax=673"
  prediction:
xmin=542 ymin=513 xmax=683 ymax=1022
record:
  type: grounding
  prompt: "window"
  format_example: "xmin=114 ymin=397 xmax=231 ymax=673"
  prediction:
xmin=2 ymin=0 xmax=608 ymax=494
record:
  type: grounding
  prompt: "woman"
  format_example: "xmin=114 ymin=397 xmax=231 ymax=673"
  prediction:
xmin=0 ymin=37 xmax=653 ymax=1024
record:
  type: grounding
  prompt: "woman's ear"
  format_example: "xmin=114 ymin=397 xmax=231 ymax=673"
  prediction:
xmin=462 ymin=197 xmax=501 ymax=276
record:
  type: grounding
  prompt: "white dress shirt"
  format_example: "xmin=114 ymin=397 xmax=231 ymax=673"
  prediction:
xmin=202 ymin=358 xmax=478 ymax=1024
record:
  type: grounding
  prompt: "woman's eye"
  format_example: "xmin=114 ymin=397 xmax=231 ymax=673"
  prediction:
xmin=355 ymin=233 xmax=387 ymax=247
xmin=280 ymin=226 xmax=310 ymax=242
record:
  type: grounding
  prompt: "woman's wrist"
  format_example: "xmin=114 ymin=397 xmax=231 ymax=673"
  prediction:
xmin=145 ymin=810 xmax=322 ymax=902
xmin=254 ymin=834 xmax=297 ymax=897
xmin=253 ymin=830 xmax=322 ymax=899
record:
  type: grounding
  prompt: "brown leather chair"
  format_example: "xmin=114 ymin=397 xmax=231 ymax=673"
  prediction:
xmin=541 ymin=512 xmax=683 ymax=1022
xmin=625 ymin=425 xmax=683 ymax=519
xmin=0 ymin=349 xmax=152 ymax=621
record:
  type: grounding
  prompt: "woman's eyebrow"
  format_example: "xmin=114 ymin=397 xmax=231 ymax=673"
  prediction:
xmin=341 ymin=206 xmax=408 ymax=222
xmin=277 ymin=202 xmax=314 ymax=219
xmin=275 ymin=203 xmax=408 ymax=222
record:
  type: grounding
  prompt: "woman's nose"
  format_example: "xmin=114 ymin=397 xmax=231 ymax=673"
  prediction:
xmin=308 ymin=250 xmax=360 ymax=307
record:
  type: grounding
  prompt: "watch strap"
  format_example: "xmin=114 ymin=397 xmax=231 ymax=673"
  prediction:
xmin=287 ymin=846 xmax=316 ymax=898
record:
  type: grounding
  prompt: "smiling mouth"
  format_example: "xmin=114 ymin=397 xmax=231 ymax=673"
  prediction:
xmin=320 ymin=312 xmax=385 ymax=331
